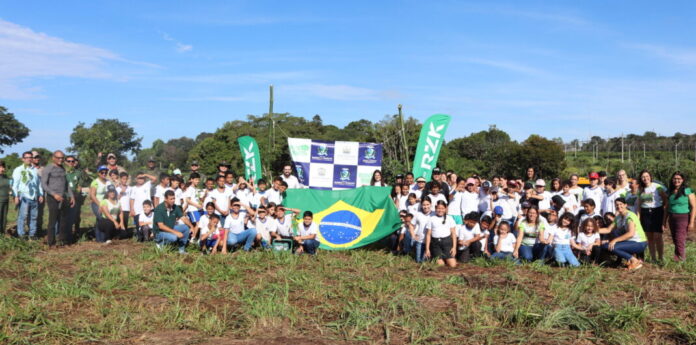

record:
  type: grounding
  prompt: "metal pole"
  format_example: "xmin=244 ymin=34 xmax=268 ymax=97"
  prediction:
xmin=398 ymin=104 xmax=410 ymax=172
xmin=574 ymin=141 xmax=577 ymax=158
xmin=268 ymin=85 xmax=274 ymax=178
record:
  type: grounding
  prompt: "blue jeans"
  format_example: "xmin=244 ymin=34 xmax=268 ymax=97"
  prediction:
xmin=155 ymin=224 xmax=190 ymax=253
xmin=553 ymin=244 xmax=580 ymax=267
xmin=402 ymin=231 xmax=413 ymax=254
xmin=491 ymin=252 xmax=513 ymax=260
xmin=301 ymin=239 xmax=319 ymax=255
xmin=17 ymin=197 xmax=39 ymax=237
xmin=519 ymin=243 xmax=547 ymax=262
xmin=413 ymin=241 xmax=425 ymax=263
xmin=601 ymin=241 xmax=647 ymax=261
xmin=226 ymin=228 xmax=257 ymax=251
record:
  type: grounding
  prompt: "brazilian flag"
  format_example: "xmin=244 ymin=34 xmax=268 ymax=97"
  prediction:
xmin=283 ymin=186 xmax=401 ymax=250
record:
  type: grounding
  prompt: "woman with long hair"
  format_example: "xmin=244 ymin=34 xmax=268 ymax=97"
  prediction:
xmin=636 ymin=170 xmax=668 ymax=262
xmin=370 ymin=170 xmax=387 ymax=187
xmin=663 ymin=172 xmax=696 ymax=261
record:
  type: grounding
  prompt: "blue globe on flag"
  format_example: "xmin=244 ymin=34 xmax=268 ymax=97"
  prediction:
xmin=319 ymin=210 xmax=362 ymax=245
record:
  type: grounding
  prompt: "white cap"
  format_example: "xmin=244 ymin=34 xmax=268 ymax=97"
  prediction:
xmin=535 ymin=179 xmax=546 ymax=186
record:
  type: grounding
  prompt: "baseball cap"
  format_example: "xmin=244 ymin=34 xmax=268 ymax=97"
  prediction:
xmin=521 ymin=201 xmax=532 ymax=209
xmin=396 ymin=173 xmax=404 ymax=179
xmin=491 ymin=186 xmax=499 ymax=193
xmin=482 ymin=181 xmax=492 ymax=188
xmin=493 ymin=206 xmax=504 ymax=215
xmin=535 ymin=179 xmax=546 ymax=186
xmin=148 ymin=156 xmax=156 ymax=162
xmin=218 ymin=161 xmax=231 ymax=167
xmin=172 ymin=169 xmax=182 ymax=175
xmin=97 ymin=165 xmax=108 ymax=172
xmin=416 ymin=177 xmax=426 ymax=182
xmin=507 ymin=180 xmax=518 ymax=188
xmin=191 ymin=160 xmax=199 ymax=165
xmin=466 ymin=177 xmax=476 ymax=185
xmin=432 ymin=167 xmax=441 ymax=175
xmin=106 ymin=153 xmax=116 ymax=159
xmin=589 ymin=172 xmax=599 ymax=180
xmin=106 ymin=185 xmax=117 ymax=192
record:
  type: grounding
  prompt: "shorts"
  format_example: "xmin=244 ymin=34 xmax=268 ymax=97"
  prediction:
xmin=430 ymin=236 xmax=454 ymax=260
xmin=450 ymin=215 xmax=463 ymax=225
xmin=640 ymin=207 xmax=664 ymax=233
xmin=187 ymin=210 xmax=205 ymax=224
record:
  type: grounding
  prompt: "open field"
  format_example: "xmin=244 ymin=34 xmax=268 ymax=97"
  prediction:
xmin=1 ymin=204 xmax=696 ymax=344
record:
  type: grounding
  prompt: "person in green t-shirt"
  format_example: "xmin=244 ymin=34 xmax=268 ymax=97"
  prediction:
xmin=598 ymin=197 xmax=648 ymax=270
xmin=663 ymin=172 xmax=696 ymax=262
xmin=65 ymin=155 xmax=90 ymax=236
xmin=153 ymin=190 xmax=192 ymax=254
xmin=0 ymin=160 xmax=10 ymax=234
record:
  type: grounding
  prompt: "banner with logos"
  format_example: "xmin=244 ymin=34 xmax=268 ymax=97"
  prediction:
xmin=287 ymin=138 xmax=383 ymax=190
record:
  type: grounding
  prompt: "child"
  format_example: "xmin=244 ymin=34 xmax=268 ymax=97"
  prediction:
xmin=271 ymin=205 xmax=301 ymax=241
xmin=456 ymin=212 xmax=483 ymax=263
xmin=137 ymin=200 xmax=154 ymax=242
xmin=294 ymin=211 xmax=319 ymax=255
xmin=479 ymin=214 xmax=493 ymax=256
xmin=572 ymin=218 xmax=601 ymax=264
xmin=253 ymin=205 xmax=275 ymax=249
xmin=200 ymin=214 xmax=227 ymax=254
xmin=579 ymin=199 xmax=599 ymax=224
xmin=546 ymin=212 xmax=580 ymax=267
xmin=117 ymin=172 xmax=131 ymax=233
xmin=491 ymin=221 xmax=517 ymax=261
xmin=249 ymin=178 xmax=268 ymax=210
xmin=427 ymin=183 xmax=447 ymax=206
xmin=170 ymin=176 xmax=184 ymax=206
xmin=412 ymin=197 xmax=433 ymax=263
xmin=153 ymin=173 xmax=171 ymax=206
xmin=424 ymin=200 xmax=458 ymax=267
xmin=560 ymin=180 xmax=580 ymax=215
xmin=406 ymin=193 xmax=420 ymax=215
xmin=397 ymin=185 xmax=410 ymax=211
xmin=193 ymin=202 xmax=217 ymax=243
xmin=397 ymin=211 xmax=415 ymax=255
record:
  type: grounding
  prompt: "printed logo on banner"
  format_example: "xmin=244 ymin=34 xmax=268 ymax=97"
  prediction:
xmin=359 ymin=143 xmax=382 ymax=166
xmin=333 ymin=165 xmax=357 ymax=189
xmin=294 ymin=162 xmax=310 ymax=186
xmin=311 ymin=141 xmax=334 ymax=163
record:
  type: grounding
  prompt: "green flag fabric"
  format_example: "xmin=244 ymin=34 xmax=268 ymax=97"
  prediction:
xmin=283 ymin=186 xmax=401 ymax=250
xmin=237 ymin=136 xmax=263 ymax=182
xmin=411 ymin=114 xmax=451 ymax=181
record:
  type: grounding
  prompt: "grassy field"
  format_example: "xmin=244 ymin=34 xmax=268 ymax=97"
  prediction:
xmin=1 ymin=206 xmax=696 ymax=344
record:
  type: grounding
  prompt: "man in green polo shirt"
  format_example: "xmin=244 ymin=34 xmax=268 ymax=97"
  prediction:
xmin=65 ymin=155 xmax=89 ymax=236
xmin=153 ymin=190 xmax=192 ymax=253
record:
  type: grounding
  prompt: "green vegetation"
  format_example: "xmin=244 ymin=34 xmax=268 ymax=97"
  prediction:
xmin=1 ymin=207 xmax=695 ymax=344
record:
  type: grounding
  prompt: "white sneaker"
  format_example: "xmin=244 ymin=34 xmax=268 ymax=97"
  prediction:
xmin=155 ymin=243 xmax=163 ymax=250
xmin=105 ymin=240 xmax=112 ymax=244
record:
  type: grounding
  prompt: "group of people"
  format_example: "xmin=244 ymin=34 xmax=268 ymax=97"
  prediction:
xmin=389 ymin=167 xmax=695 ymax=269
xmin=3 ymin=150 xmax=694 ymax=270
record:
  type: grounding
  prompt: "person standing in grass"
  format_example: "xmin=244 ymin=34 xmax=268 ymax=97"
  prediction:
xmin=153 ymin=190 xmax=192 ymax=254
xmin=41 ymin=150 xmax=75 ymax=247
xmin=663 ymin=172 xmax=696 ymax=262
xmin=636 ymin=170 xmax=668 ymax=262
xmin=424 ymin=200 xmax=457 ymax=267
xmin=294 ymin=211 xmax=320 ymax=255
xmin=12 ymin=151 xmax=44 ymax=240
xmin=598 ymin=198 xmax=648 ymax=271
xmin=97 ymin=185 xmax=124 ymax=243
xmin=65 ymin=156 xmax=89 ymax=237
xmin=0 ymin=160 xmax=10 ymax=234
xmin=89 ymin=165 xmax=111 ymax=240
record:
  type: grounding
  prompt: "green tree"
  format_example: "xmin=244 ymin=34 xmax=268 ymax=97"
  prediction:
xmin=69 ymin=119 xmax=142 ymax=168
xmin=515 ymin=135 xmax=566 ymax=179
xmin=0 ymin=106 xmax=30 ymax=153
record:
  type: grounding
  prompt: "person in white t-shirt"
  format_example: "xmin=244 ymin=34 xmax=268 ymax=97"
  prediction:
xmin=412 ymin=198 xmax=434 ymax=263
xmin=544 ymin=212 xmax=580 ymax=267
xmin=572 ymin=217 xmax=601 ymax=264
xmin=559 ymin=181 xmax=580 ymax=215
xmin=456 ymin=212 xmax=484 ymax=262
xmin=249 ymin=179 xmax=269 ymax=210
xmin=406 ymin=194 xmax=420 ymax=215
xmin=424 ymin=200 xmax=457 ymax=267
xmin=153 ymin=173 xmax=170 ymax=206
xmin=183 ymin=173 xmax=204 ymax=225
xmin=137 ymin=200 xmax=154 ymax=242
xmin=223 ymin=198 xmax=257 ymax=252
xmin=209 ymin=176 xmax=234 ymax=220
xmin=397 ymin=186 xmax=410 ymax=211
xmin=528 ymin=179 xmax=553 ymax=213
xmin=130 ymin=174 xmax=154 ymax=236
xmin=200 ymin=214 xmax=226 ymax=254
xmin=491 ymin=221 xmax=517 ymax=261
xmin=169 ymin=176 xmax=184 ymax=206
xmin=194 ymin=202 xmax=217 ymax=244
xmin=426 ymin=183 xmax=447 ymax=207
xmin=569 ymin=174 xmax=584 ymax=202
xmin=448 ymin=178 xmax=466 ymax=225
xmin=583 ymin=172 xmax=604 ymax=211
xmin=281 ymin=164 xmax=302 ymax=189
xmin=601 ymin=178 xmax=621 ymax=216
xmin=116 ymin=172 xmax=131 ymax=231
xmin=271 ymin=205 xmax=301 ymax=240
xmin=253 ymin=205 xmax=275 ymax=249
xmin=294 ymin=211 xmax=319 ymax=255
xmin=262 ymin=178 xmax=286 ymax=206
xmin=396 ymin=211 xmax=415 ymax=255
xmin=460 ymin=178 xmax=480 ymax=218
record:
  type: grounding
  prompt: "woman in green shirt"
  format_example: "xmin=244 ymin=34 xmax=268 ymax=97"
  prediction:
xmin=97 ymin=185 xmax=124 ymax=243
xmin=663 ymin=172 xmax=696 ymax=261
xmin=599 ymin=197 xmax=648 ymax=271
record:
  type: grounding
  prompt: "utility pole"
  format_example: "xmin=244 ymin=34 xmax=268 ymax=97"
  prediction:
xmin=593 ymin=144 xmax=598 ymax=163
xmin=398 ymin=104 xmax=410 ymax=172
xmin=574 ymin=140 xmax=578 ymax=158
xmin=628 ymin=143 xmax=633 ymax=162
xmin=643 ymin=143 xmax=646 ymax=159
xmin=268 ymin=85 xmax=274 ymax=178
xmin=621 ymin=134 xmax=624 ymax=163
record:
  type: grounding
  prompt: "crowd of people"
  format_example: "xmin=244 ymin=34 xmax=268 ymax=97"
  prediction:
xmin=1 ymin=151 xmax=694 ymax=270
xmin=389 ymin=167 xmax=695 ymax=269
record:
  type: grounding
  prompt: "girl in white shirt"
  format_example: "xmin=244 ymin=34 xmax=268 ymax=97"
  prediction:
xmin=424 ymin=200 xmax=457 ymax=267
xmin=572 ymin=217 xmax=601 ymax=264
xmin=412 ymin=198 xmax=434 ymax=263
xmin=545 ymin=212 xmax=580 ymax=267
xmin=491 ymin=221 xmax=517 ymax=261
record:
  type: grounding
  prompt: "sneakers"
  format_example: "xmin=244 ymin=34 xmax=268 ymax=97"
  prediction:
xmin=105 ymin=240 xmax=112 ymax=245
xmin=155 ymin=243 xmax=163 ymax=250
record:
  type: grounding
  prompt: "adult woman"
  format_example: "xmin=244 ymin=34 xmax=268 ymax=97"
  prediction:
xmin=549 ymin=178 xmax=562 ymax=196
xmin=663 ymin=172 xmax=696 ymax=261
xmin=97 ymin=185 xmax=124 ymax=243
xmin=636 ymin=170 xmax=668 ymax=262
xmin=514 ymin=205 xmax=547 ymax=262
xmin=599 ymin=198 xmax=648 ymax=270
xmin=370 ymin=170 xmax=387 ymax=187
xmin=424 ymin=200 xmax=457 ymax=267
xmin=89 ymin=165 xmax=111 ymax=238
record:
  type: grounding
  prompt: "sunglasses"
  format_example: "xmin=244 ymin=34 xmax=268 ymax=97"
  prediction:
xmin=99 ymin=171 xmax=107 ymax=175
xmin=232 ymin=204 xmax=241 ymax=207
xmin=66 ymin=160 xmax=75 ymax=163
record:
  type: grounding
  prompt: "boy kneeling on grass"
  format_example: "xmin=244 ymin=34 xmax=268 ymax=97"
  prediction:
xmin=200 ymin=213 xmax=227 ymax=254
xmin=294 ymin=211 xmax=319 ymax=255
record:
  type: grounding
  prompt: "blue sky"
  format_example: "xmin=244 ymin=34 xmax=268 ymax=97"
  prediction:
xmin=1 ymin=1 xmax=696 ymax=155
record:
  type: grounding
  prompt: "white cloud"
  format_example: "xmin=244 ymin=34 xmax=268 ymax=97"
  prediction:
xmin=0 ymin=18 xmax=151 ymax=99
xmin=160 ymin=31 xmax=193 ymax=53
xmin=627 ymin=43 xmax=696 ymax=67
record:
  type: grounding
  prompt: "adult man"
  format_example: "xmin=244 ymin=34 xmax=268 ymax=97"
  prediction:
xmin=144 ymin=157 xmax=160 ymax=198
xmin=281 ymin=164 xmax=302 ymax=189
xmin=189 ymin=160 xmax=205 ymax=186
xmin=616 ymin=170 xmax=630 ymax=195
xmin=12 ymin=152 xmax=44 ymax=239
xmin=103 ymin=153 xmax=126 ymax=174
xmin=153 ymin=190 xmax=192 ymax=254
xmin=41 ymin=151 xmax=75 ymax=247
xmin=217 ymin=161 xmax=231 ymax=178
xmin=65 ymin=156 xmax=88 ymax=235
xmin=31 ymin=151 xmax=46 ymax=233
